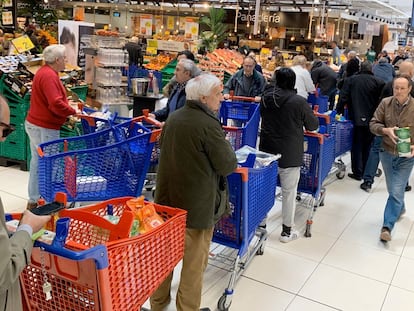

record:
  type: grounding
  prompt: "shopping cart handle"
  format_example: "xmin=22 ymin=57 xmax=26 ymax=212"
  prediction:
xmin=34 ymin=240 xmax=109 ymax=270
xmin=227 ymin=95 xmax=257 ymax=102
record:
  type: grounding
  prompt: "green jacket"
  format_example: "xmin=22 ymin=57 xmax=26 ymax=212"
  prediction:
xmin=155 ymin=100 xmax=238 ymax=229
xmin=0 ymin=198 xmax=34 ymax=311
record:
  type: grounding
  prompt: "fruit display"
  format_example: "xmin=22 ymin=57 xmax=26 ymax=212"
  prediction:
xmin=144 ymin=53 xmax=175 ymax=71
xmin=95 ymin=29 xmax=120 ymax=37
xmin=198 ymin=49 xmax=244 ymax=76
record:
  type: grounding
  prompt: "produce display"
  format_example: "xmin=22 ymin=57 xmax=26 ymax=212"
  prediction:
xmin=198 ymin=49 xmax=244 ymax=76
xmin=144 ymin=53 xmax=175 ymax=71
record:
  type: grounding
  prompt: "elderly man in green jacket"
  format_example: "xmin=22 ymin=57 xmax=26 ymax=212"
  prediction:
xmin=150 ymin=73 xmax=237 ymax=311
xmin=0 ymin=96 xmax=51 ymax=311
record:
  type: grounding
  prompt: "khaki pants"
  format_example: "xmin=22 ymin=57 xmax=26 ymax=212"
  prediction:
xmin=150 ymin=228 xmax=214 ymax=311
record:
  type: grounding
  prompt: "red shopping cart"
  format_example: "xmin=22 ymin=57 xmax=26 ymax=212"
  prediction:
xmin=11 ymin=196 xmax=187 ymax=311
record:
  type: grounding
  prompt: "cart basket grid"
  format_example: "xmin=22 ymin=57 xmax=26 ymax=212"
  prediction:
xmin=213 ymin=160 xmax=278 ymax=251
xmin=38 ymin=121 xmax=158 ymax=202
xmin=220 ymin=101 xmax=260 ymax=150
xmin=19 ymin=197 xmax=187 ymax=311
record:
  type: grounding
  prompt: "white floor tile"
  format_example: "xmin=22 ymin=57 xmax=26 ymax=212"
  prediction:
xmin=322 ymin=239 xmax=400 ymax=283
xmin=0 ymin=190 xmax=27 ymax=213
xmin=382 ymin=286 xmax=414 ymax=311
xmin=299 ymin=264 xmax=389 ymax=311
xmin=401 ymin=228 xmax=414 ymax=260
xmin=267 ymin=229 xmax=338 ymax=262
xmin=241 ymin=246 xmax=318 ymax=294
xmin=202 ymin=277 xmax=295 ymax=311
xmin=287 ymin=296 xmax=340 ymax=311
xmin=392 ymin=257 xmax=414 ymax=292
xmin=0 ymin=165 xmax=29 ymax=199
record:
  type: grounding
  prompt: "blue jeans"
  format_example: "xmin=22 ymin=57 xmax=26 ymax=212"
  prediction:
xmin=25 ymin=121 xmax=60 ymax=203
xmin=363 ymin=136 xmax=383 ymax=183
xmin=380 ymin=150 xmax=414 ymax=231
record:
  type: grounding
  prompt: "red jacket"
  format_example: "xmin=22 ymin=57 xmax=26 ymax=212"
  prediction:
xmin=27 ymin=64 xmax=76 ymax=129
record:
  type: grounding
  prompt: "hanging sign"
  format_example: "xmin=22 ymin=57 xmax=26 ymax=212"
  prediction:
xmin=140 ymin=14 xmax=153 ymax=35
xmin=11 ymin=35 xmax=35 ymax=53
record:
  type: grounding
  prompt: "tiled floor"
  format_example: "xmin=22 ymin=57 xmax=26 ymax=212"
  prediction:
xmin=2 ymin=155 xmax=414 ymax=311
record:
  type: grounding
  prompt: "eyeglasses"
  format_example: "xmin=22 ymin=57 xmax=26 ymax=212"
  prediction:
xmin=0 ymin=122 xmax=15 ymax=138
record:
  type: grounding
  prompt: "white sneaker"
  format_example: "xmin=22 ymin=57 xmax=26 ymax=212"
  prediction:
xmin=279 ymin=230 xmax=300 ymax=243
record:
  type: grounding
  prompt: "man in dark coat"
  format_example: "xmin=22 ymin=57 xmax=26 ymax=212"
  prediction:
xmin=337 ymin=61 xmax=385 ymax=181
xmin=311 ymin=59 xmax=338 ymax=110
xmin=150 ymin=73 xmax=237 ymax=311
xmin=259 ymin=67 xmax=319 ymax=243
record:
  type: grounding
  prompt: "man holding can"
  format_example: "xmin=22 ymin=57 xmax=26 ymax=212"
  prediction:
xmin=370 ymin=74 xmax=414 ymax=242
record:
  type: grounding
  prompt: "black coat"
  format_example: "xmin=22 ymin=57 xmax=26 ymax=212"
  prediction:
xmin=337 ymin=71 xmax=385 ymax=126
xmin=310 ymin=60 xmax=338 ymax=95
xmin=259 ymin=83 xmax=319 ymax=168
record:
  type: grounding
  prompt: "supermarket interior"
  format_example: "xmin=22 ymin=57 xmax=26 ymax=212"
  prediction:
xmin=1 ymin=0 xmax=414 ymax=311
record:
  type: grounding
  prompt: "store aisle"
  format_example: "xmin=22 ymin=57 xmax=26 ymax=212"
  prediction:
xmin=1 ymin=159 xmax=414 ymax=311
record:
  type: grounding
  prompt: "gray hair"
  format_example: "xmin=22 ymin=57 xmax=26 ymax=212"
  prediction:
xmin=292 ymin=55 xmax=307 ymax=66
xmin=347 ymin=50 xmax=357 ymax=59
xmin=185 ymin=73 xmax=221 ymax=101
xmin=43 ymin=44 xmax=66 ymax=64
xmin=179 ymin=59 xmax=201 ymax=78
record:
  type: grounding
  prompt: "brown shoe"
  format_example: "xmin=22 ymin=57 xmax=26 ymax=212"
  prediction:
xmin=380 ymin=227 xmax=391 ymax=242
xmin=26 ymin=202 xmax=38 ymax=210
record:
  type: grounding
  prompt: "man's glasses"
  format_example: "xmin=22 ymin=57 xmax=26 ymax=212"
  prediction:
xmin=0 ymin=122 xmax=15 ymax=138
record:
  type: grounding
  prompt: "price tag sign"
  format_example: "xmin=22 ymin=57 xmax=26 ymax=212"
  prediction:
xmin=11 ymin=35 xmax=35 ymax=54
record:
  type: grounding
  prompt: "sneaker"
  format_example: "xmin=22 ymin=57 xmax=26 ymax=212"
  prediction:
xmin=200 ymin=308 xmax=211 ymax=311
xmin=279 ymin=230 xmax=300 ymax=243
xmin=348 ymin=173 xmax=362 ymax=181
xmin=380 ymin=227 xmax=391 ymax=242
xmin=360 ymin=181 xmax=372 ymax=192
xmin=405 ymin=184 xmax=412 ymax=192
xmin=375 ymin=168 xmax=382 ymax=178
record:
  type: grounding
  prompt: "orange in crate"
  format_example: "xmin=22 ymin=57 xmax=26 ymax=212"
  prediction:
xmin=19 ymin=197 xmax=187 ymax=311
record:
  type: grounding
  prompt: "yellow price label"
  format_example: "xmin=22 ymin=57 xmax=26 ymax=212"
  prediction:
xmin=146 ymin=46 xmax=157 ymax=55
xmin=11 ymin=35 xmax=35 ymax=53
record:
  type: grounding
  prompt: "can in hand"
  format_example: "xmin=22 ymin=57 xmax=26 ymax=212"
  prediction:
xmin=396 ymin=127 xmax=411 ymax=157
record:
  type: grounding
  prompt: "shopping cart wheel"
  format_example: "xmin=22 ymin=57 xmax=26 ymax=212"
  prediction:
xmin=304 ymin=223 xmax=312 ymax=238
xmin=336 ymin=169 xmax=345 ymax=179
xmin=218 ymin=294 xmax=231 ymax=311
xmin=256 ymin=243 xmax=265 ymax=255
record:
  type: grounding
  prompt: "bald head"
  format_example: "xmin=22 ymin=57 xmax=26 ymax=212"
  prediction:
xmin=398 ymin=61 xmax=414 ymax=78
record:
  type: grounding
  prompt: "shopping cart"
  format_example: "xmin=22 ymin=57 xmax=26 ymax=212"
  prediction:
xmin=220 ymin=97 xmax=260 ymax=150
xmin=211 ymin=157 xmax=278 ymax=311
xmin=316 ymin=113 xmax=353 ymax=179
xmin=37 ymin=119 xmax=161 ymax=203
xmin=12 ymin=196 xmax=187 ymax=311
xmin=297 ymin=132 xmax=335 ymax=237
xmin=76 ymin=107 xmax=131 ymax=135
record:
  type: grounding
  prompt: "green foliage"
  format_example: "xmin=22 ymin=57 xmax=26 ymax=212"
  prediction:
xmin=17 ymin=0 xmax=69 ymax=27
xmin=200 ymin=8 xmax=227 ymax=52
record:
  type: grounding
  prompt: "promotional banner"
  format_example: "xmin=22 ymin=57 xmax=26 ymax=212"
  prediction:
xmin=167 ymin=16 xmax=175 ymax=30
xmin=2 ymin=0 xmax=16 ymax=29
xmin=154 ymin=15 xmax=164 ymax=34
xmin=58 ymin=20 xmax=95 ymax=67
xmin=184 ymin=17 xmax=199 ymax=40
xmin=140 ymin=15 xmax=153 ymax=35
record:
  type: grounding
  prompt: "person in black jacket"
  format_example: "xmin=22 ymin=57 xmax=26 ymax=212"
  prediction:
xmin=259 ymin=67 xmax=319 ymax=243
xmin=337 ymin=61 xmax=385 ymax=181
xmin=310 ymin=59 xmax=338 ymax=110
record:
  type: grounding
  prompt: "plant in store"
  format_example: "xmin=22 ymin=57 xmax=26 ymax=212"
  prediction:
xmin=199 ymin=8 xmax=227 ymax=52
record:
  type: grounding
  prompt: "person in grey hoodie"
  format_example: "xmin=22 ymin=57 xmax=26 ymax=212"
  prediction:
xmin=259 ymin=67 xmax=319 ymax=243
